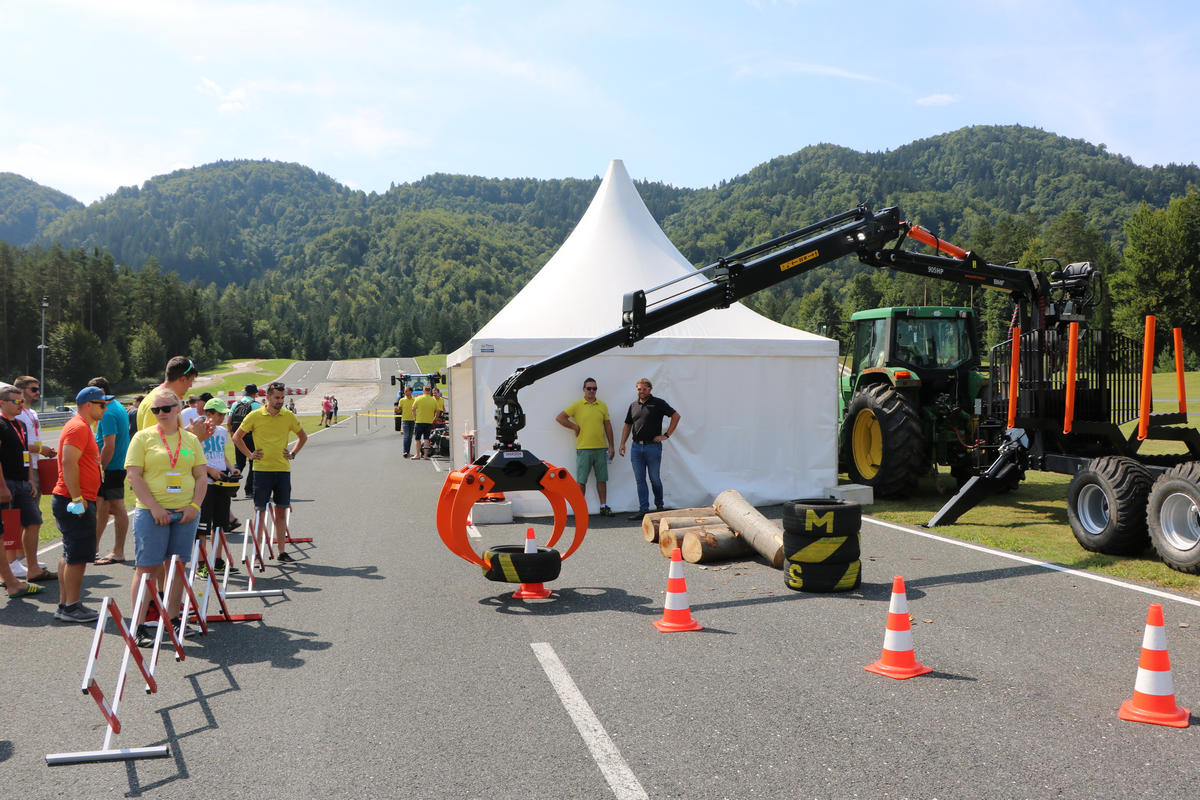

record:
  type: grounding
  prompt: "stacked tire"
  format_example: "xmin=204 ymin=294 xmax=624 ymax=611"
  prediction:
xmin=782 ymin=498 xmax=862 ymax=592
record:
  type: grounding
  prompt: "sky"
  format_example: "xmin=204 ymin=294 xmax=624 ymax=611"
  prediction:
xmin=1 ymin=0 xmax=1197 ymax=205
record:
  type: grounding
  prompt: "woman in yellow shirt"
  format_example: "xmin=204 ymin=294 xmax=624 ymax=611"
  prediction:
xmin=125 ymin=388 xmax=207 ymax=647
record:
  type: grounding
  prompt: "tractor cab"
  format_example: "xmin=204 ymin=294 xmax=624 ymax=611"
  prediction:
xmin=838 ymin=306 xmax=988 ymax=496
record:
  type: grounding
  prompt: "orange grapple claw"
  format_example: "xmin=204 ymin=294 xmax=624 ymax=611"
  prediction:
xmin=436 ymin=465 xmax=490 ymax=566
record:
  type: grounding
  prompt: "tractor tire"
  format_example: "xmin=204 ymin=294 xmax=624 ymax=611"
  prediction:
xmin=482 ymin=545 xmax=562 ymax=584
xmin=844 ymin=384 xmax=925 ymax=499
xmin=1066 ymin=456 xmax=1153 ymax=555
xmin=1146 ymin=461 xmax=1200 ymax=574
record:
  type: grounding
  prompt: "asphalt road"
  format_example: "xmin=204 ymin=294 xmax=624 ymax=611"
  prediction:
xmin=4 ymin=416 xmax=1200 ymax=798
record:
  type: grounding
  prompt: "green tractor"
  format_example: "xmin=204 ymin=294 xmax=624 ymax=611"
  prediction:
xmin=838 ymin=306 xmax=992 ymax=498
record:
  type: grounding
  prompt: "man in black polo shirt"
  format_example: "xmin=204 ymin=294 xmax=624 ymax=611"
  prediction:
xmin=618 ymin=377 xmax=681 ymax=520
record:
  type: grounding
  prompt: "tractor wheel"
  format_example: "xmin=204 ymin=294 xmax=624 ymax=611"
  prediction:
xmin=1146 ymin=462 xmax=1200 ymax=574
xmin=844 ymin=384 xmax=925 ymax=499
xmin=1066 ymin=456 xmax=1152 ymax=555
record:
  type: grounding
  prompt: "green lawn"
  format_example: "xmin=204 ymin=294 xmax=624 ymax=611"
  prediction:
xmin=414 ymin=354 xmax=447 ymax=373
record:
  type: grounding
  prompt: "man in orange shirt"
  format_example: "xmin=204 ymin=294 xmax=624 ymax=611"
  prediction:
xmin=50 ymin=386 xmax=109 ymax=623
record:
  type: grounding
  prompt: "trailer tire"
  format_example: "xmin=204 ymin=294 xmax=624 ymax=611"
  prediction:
xmin=481 ymin=545 xmax=562 ymax=584
xmin=1066 ymin=456 xmax=1152 ymax=555
xmin=1146 ymin=461 xmax=1200 ymax=574
xmin=844 ymin=384 xmax=925 ymax=499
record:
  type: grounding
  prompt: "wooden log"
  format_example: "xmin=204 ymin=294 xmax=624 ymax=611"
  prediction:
xmin=714 ymin=489 xmax=784 ymax=568
xmin=681 ymin=528 xmax=752 ymax=563
xmin=639 ymin=506 xmax=717 ymax=542
xmin=658 ymin=515 xmax=722 ymax=537
xmin=659 ymin=523 xmax=733 ymax=558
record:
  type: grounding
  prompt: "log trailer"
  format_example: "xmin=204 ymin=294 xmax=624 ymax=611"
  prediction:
xmin=436 ymin=203 xmax=1200 ymax=574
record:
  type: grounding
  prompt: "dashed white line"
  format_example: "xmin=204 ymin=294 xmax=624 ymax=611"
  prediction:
xmin=530 ymin=642 xmax=649 ymax=800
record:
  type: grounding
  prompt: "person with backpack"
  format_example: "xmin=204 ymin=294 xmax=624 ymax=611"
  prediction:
xmin=228 ymin=384 xmax=261 ymax=498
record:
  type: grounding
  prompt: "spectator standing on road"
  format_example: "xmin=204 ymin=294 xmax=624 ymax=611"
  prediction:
xmin=199 ymin=398 xmax=240 ymax=573
xmin=431 ymin=387 xmax=445 ymax=426
xmin=555 ymin=378 xmax=616 ymax=517
xmin=11 ymin=376 xmax=55 ymax=581
xmin=233 ymin=382 xmax=307 ymax=562
xmin=397 ymin=386 xmax=417 ymax=457
xmin=128 ymin=395 xmax=143 ymax=438
xmin=619 ymin=378 xmax=681 ymax=520
xmin=412 ymin=387 xmax=439 ymax=459
xmin=0 ymin=384 xmax=46 ymax=598
xmin=137 ymin=357 xmax=206 ymax=439
xmin=51 ymin=386 xmax=111 ymax=623
xmin=228 ymin=384 xmax=262 ymax=498
xmin=89 ymin=377 xmax=131 ymax=565
xmin=180 ymin=395 xmax=203 ymax=428
xmin=331 ymin=395 xmax=338 ymax=424
xmin=126 ymin=388 xmax=207 ymax=646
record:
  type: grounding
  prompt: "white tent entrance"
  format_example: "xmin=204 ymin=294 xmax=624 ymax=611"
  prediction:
xmin=447 ymin=160 xmax=838 ymax=516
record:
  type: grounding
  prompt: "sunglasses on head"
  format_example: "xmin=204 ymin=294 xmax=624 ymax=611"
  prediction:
xmin=150 ymin=404 xmax=178 ymax=414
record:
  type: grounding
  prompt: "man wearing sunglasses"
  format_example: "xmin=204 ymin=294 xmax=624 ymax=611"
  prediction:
xmin=0 ymin=384 xmax=47 ymax=598
xmin=233 ymin=382 xmax=306 ymax=563
xmin=49 ymin=386 xmax=110 ymax=622
xmin=135 ymin=356 xmax=206 ymax=440
xmin=10 ymin=376 xmax=55 ymax=581
xmin=556 ymin=378 xmax=616 ymax=517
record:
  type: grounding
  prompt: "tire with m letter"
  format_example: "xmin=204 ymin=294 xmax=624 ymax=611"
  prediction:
xmin=782 ymin=498 xmax=862 ymax=592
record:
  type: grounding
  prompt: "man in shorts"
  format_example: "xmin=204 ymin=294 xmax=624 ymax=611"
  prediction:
xmin=555 ymin=377 xmax=616 ymax=517
xmin=89 ymin=376 xmax=131 ymax=565
xmin=50 ymin=386 xmax=110 ymax=623
xmin=412 ymin=387 xmax=440 ymax=459
xmin=233 ymin=382 xmax=306 ymax=562
xmin=0 ymin=384 xmax=47 ymax=598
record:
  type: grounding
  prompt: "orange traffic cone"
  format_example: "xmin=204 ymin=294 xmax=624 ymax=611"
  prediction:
xmin=512 ymin=528 xmax=551 ymax=600
xmin=653 ymin=547 xmax=702 ymax=632
xmin=865 ymin=575 xmax=932 ymax=680
xmin=1118 ymin=603 xmax=1190 ymax=728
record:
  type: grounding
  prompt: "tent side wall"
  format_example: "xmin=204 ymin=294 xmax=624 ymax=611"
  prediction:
xmin=449 ymin=341 xmax=838 ymax=516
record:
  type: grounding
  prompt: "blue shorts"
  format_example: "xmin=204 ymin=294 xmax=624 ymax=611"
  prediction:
xmin=51 ymin=494 xmax=97 ymax=565
xmin=253 ymin=471 xmax=292 ymax=511
xmin=132 ymin=507 xmax=198 ymax=567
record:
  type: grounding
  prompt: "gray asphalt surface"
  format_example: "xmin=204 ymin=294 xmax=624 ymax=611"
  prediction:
xmin=5 ymin=392 xmax=1200 ymax=798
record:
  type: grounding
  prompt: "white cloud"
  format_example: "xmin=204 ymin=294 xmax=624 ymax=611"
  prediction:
xmin=196 ymin=77 xmax=249 ymax=114
xmin=322 ymin=111 xmax=429 ymax=158
xmin=916 ymin=93 xmax=959 ymax=107
xmin=734 ymin=59 xmax=889 ymax=85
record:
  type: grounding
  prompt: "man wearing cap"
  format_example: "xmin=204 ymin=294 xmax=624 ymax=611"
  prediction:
xmin=89 ymin=376 xmax=131 ymax=565
xmin=50 ymin=386 xmax=110 ymax=623
xmin=228 ymin=384 xmax=262 ymax=498
xmin=137 ymin=356 xmax=205 ymax=437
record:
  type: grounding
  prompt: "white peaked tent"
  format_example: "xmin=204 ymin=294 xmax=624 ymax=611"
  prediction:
xmin=446 ymin=159 xmax=839 ymax=516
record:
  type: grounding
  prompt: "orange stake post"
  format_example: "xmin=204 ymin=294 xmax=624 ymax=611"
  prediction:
xmin=1063 ymin=322 xmax=1079 ymax=434
xmin=1175 ymin=328 xmax=1187 ymax=416
xmin=1006 ymin=327 xmax=1021 ymax=429
xmin=1138 ymin=316 xmax=1156 ymax=441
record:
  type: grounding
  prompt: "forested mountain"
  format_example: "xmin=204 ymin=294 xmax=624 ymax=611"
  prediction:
xmin=2 ymin=124 xmax=1199 ymax=391
xmin=0 ymin=172 xmax=83 ymax=246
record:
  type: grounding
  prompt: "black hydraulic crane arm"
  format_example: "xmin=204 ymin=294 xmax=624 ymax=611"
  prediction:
xmin=488 ymin=202 xmax=1096 ymax=450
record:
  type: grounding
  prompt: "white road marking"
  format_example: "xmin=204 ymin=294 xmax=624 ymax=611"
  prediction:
xmin=868 ymin=517 xmax=1200 ymax=609
xmin=531 ymin=642 xmax=649 ymax=800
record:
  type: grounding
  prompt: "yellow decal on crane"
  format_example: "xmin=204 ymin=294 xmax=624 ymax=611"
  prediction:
xmin=780 ymin=250 xmax=819 ymax=272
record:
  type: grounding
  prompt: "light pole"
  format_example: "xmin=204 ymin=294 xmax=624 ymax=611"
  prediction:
xmin=38 ymin=295 xmax=49 ymax=412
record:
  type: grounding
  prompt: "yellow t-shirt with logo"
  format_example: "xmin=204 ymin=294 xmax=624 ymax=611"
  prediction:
xmin=125 ymin=427 xmax=206 ymax=510
xmin=562 ymin=398 xmax=610 ymax=450
xmin=413 ymin=393 xmax=439 ymax=425
xmin=238 ymin=407 xmax=302 ymax=472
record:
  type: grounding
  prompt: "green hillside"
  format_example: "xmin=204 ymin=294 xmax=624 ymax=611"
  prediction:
xmin=2 ymin=124 xmax=1199 ymax=390
xmin=0 ymin=172 xmax=83 ymax=245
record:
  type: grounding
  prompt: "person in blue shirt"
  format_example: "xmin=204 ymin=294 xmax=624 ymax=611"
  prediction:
xmin=90 ymin=377 xmax=132 ymax=565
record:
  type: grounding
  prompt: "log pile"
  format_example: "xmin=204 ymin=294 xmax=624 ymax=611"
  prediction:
xmin=632 ymin=493 xmax=778 ymax=567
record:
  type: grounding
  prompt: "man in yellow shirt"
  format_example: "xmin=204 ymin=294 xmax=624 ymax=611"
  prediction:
xmin=396 ymin=386 xmax=417 ymax=458
xmin=232 ymin=382 xmax=307 ymax=563
xmin=555 ymin=377 xmax=616 ymax=516
xmin=412 ymin=388 xmax=439 ymax=459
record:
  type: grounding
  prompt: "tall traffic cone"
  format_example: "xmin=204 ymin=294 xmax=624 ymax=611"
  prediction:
xmin=865 ymin=575 xmax=932 ymax=680
xmin=1118 ymin=603 xmax=1190 ymax=727
xmin=653 ymin=547 xmax=702 ymax=632
xmin=512 ymin=528 xmax=552 ymax=600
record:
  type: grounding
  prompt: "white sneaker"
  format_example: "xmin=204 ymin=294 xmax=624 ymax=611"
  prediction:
xmin=10 ymin=560 xmax=27 ymax=577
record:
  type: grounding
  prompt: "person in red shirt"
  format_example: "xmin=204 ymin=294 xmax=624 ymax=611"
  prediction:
xmin=50 ymin=386 xmax=109 ymax=623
